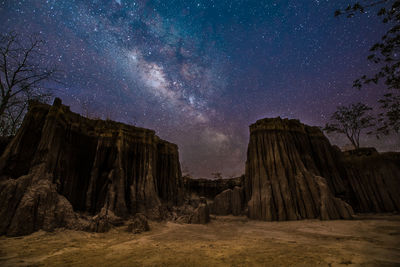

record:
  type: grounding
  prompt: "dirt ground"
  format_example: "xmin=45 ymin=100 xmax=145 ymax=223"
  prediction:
xmin=0 ymin=214 xmax=399 ymax=266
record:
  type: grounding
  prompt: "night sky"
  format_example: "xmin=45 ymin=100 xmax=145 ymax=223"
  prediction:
xmin=0 ymin=0 xmax=396 ymax=177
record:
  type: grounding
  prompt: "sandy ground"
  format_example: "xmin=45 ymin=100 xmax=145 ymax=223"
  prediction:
xmin=0 ymin=214 xmax=399 ymax=267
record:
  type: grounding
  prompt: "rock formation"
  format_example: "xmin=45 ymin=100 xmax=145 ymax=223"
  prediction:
xmin=183 ymin=176 xmax=244 ymax=216
xmin=341 ymin=149 xmax=400 ymax=213
xmin=0 ymin=99 xmax=184 ymax=236
xmin=166 ymin=116 xmax=399 ymax=220
xmin=210 ymin=187 xmax=244 ymax=216
xmin=1 ymin=101 xmax=399 ymax=236
xmin=88 ymin=208 xmax=124 ymax=233
xmin=244 ymin=118 xmax=354 ymax=221
xmin=183 ymin=176 xmax=243 ymax=199
xmin=127 ymin=213 xmax=150 ymax=234
xmin=190 ymin=197 xmax=210 ymax=224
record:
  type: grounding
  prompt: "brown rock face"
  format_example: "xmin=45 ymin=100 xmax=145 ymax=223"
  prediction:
xmin=210 ymin=187 xmax=244 ymax=216
xmin=190 ymin=197 xmax=210 ymax=224
xmin=2 ymin=101 xmax=398 ymax=235
xmin=0 ymin=99 xmax=183 ymax=236
xmin=0 ymin=173 xmax=79 ymax=236
xmin=342 ymin=150 xmax=400 ymax=213
xmin=244 ymin=118 xmax=354 ymax=221
xmin=88 ymin=208 xmax=124 ymax=233
xmin=157 ymin=142 xmax=184 ymax=207
xmin=127 ymin=213 xmax=150 ymax=234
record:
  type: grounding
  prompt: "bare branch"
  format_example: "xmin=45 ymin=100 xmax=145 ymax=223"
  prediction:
xmin=0 ymin=32 xmax=58 ymax=136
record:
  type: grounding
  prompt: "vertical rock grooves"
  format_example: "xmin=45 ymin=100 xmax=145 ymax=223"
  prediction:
xmin=1 ymin=102 xmax=399 ymax=235
xmin=244 ymin=118 xmax=354 ymax=221
xmin=0 ymin=103 xmax=49 ymax=179
xmin=0 ymin=99 xmax=183 ymax=236
xmin=341 ymin=150 xmax=400 ymax=213
xmin=156 ymin=141 xmax=184 ymax=206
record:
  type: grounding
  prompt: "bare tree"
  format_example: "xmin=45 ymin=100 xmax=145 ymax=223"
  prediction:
xmin=324 ymin=103 xmax=375 ymax=149
xmin=0 ymin=32 xmax=57 ymax=136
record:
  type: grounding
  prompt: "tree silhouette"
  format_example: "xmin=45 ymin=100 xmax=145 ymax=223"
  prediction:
xmin=0 ymin=32 xmax=57 ymax=136
xmin=324 ymin=103 xmax=375 ymax=149
xmin=335 ymin=1 xmax=400 ymax=136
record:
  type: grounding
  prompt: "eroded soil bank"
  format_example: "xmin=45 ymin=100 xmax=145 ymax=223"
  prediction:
xmin=1 ymin=214 xmax=399 ymax=266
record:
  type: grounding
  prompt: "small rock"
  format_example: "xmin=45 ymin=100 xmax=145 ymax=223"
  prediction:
xmin=127 ymin=213 xmax=150 ymax=234
xmin=88 ymin=208 xmax=124 ymax=233
xmin=190 ymin=198 xmax=210 ymax=224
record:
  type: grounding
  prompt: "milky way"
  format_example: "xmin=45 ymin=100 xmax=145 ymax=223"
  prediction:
xmin=0 ymin=0 xmax=396 ymax=177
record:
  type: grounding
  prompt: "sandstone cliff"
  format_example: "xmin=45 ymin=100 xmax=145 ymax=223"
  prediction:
xmin=1 ymin=103 xmax=399 ymax=235
xmin=341 ymin=149 xmax=400 ymax=213
xmin=0 ymin=99 xmax=184 ymax=236
xmin=244 ymin=118 xmax=354 ymax=221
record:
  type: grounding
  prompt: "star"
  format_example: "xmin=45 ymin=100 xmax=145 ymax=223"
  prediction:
xmin=0 ymin=0 xmax=394 ymax=177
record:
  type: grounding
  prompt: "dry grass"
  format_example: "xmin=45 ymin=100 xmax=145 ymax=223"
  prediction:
xmin=1 ymin=214 xmax=399 ymax=266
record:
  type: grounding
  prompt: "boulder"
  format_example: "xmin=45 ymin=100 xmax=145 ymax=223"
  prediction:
xmin=210 ymin=186 xmax=243 ymax=216
xmin=211 ymin=189 xmax=232 ymax=215
xmin=88 ymin=208 xmax=124 ymax=233
xmin=0 ymin=171 xmax=80 ymax=236
xmin=190 ymin=197 xmax=210 ymax=224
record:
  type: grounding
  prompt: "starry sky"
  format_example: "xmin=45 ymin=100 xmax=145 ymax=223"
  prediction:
xmin=0 ymin=0 xmax=396 ymax=177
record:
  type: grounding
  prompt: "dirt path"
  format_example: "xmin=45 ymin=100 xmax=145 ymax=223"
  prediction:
xmin=1 ymin=214 xmax=399 ymax=266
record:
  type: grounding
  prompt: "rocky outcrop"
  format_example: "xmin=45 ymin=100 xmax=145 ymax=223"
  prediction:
xmin=88 ymin=208 xmax=124 ymax=233
xmin=210 ymin=187 xmax=244 ymax=216
xmin=190 ymin=197 xmax=210 ymax=224
xmin=342 ymin=150 xmax=400 ymax=213
xmin=210 ymin=189 xmax=232 ymax=215
xmin=0 ymin=98 xmax=184 ymax=236
xmin=183 ymin=176 xmax=243 ymax=199
xmin=244 ymin=118 xmax=354 ymax=221
xmin=161 ymin=197 xmax=211 ymax=224
xmin=0 ymin=172 xmax=80 ymax=236
xmin=183 ymin=119 xmax=399 ymax=220
xmin=1 ymin=100 xmax=399 ymax=235
xmin=183 ymin=176 xmax=245 ymax=217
